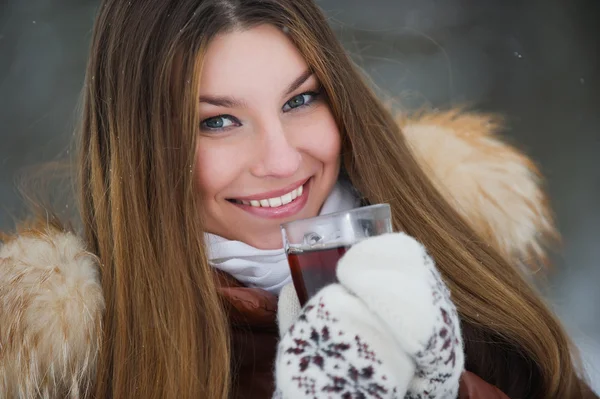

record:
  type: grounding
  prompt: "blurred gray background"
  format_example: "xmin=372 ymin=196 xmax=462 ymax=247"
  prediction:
xmin=1 ymin=0 xmax=598 ymax=392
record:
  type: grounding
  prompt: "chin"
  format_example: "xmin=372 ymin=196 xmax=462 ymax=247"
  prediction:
xmin=247 ymin=234 xmax=284 ymax=250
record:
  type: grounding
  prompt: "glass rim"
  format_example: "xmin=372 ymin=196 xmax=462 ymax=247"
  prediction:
xmin=280 ymin=203 xmax=390 ymax=230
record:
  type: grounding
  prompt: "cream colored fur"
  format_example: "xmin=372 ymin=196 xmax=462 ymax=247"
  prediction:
xmin=0 ymin=229 xmax=104 ymax=398
xmin=399 ymin=109 xmax=555 ymax=269
xmin=0 ymin=109 xmax=555 ymax=397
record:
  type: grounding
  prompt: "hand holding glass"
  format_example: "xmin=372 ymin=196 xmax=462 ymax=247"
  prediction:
xmin=281 ymin=204 xmax=392 ymax=306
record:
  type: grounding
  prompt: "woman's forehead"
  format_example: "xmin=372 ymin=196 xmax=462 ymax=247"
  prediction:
xmin=199 ymin=25 xmax=310 ymax=99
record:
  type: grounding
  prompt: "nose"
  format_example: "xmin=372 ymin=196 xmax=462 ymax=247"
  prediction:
xmin=250 ymin=121 xmax=302 ymax=178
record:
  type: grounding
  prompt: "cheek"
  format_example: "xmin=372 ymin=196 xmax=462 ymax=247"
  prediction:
xmin=292 ymin=108 xmax=341 ymax=165
xmin=194 ymin=144 xmax=217 ymax=199
xmin=194 ymin=141 xmax=239 ymax=200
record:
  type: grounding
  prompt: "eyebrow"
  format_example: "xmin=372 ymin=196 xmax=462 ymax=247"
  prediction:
xmin=199 ymin=69 xmax=314 ymax=108
xmin=284 ymin=69 xmax=313 ymax=96
xmin=199 ymin=94 xmax=246 ymax=108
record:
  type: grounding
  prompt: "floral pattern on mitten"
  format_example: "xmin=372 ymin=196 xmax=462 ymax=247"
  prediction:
xmin=275 ymin=233 xmax=464 ymax=399
xmin=404 ymin=256 xmax=462 ymax=398
xmin=337 ymin=233 xmax=464 ymax=398
xmin=274 ymin=285 xmax=413 ymax=399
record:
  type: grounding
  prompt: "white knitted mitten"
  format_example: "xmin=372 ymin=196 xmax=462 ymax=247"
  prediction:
xmin=274 ymin=233 xmax=464 ymax=398
xmin=278 ymin=282 xmax=302 ymax=337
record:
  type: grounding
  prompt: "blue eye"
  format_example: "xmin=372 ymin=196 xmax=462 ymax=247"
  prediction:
xmin=282 ymin=91 xmax=321 ymax=112
xmin=200 ymin=115 xmax=239 ymax=132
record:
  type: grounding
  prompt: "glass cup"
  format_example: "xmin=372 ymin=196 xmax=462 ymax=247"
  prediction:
xmin=281 ymin=204 xmax=392 ymax=306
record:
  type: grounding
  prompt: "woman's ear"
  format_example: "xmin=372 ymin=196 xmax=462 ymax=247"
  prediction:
xmin=398 ymin=108 xmax=557 ymax=272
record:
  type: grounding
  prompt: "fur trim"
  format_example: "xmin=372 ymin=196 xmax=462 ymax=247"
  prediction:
xmin=0 ymin=109 xmax=556 ymax=396
xmin=0 ymin=222 xmax=103 ymax=398
xmin=399 ymin=109 xmax=557 ymax=269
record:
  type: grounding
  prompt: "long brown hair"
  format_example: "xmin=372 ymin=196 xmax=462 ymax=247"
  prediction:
xmin=81 ymin=1 xmax=589 ymax=398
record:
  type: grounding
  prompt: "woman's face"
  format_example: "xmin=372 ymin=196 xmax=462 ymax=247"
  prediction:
xmin=195 ymin=24 xmax=341 ymax=249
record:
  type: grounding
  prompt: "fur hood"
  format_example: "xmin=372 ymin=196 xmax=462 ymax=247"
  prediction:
xmin=0 ymin=109 xmax=555 ymax=397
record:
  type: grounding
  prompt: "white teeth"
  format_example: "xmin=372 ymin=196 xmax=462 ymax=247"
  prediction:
xmin=236 ymin=183 xmax=305 ymax=208
xmin=268 ymin=197 xmax=282 ymax=207
xmin=281 ymin=192 xmax=292 ymax=205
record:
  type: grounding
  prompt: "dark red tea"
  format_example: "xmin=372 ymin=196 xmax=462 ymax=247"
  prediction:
xmin=287 ymin=245 xmax=350 ymax=306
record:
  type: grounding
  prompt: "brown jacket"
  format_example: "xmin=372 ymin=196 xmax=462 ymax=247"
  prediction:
xmin=219 ymin=273 xmax=510 ymax=399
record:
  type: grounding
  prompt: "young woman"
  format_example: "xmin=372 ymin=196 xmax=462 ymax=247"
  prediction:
xmin=0 ymin=0 xmax=597 ymax=398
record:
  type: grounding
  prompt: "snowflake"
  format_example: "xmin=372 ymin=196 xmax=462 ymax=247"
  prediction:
xmin=322 ymin=365 xmax=389 ymax=399
xmin=286 ymin=326 xmax=351 ymax=372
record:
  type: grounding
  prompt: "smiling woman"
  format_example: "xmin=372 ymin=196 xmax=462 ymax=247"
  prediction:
xmin=0 ymin=0 xmax=598 ymax=399
xmin=196 ymin=25 xmax=341 ymax=249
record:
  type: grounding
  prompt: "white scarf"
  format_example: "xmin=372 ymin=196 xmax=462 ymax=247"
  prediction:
xmin=205 ymin=182 xmax=360 ymax=295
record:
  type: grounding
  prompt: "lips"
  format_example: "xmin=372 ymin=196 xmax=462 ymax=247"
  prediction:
xmin=228 ymin=178 xmax=308 ymax=205
xmin=232 ymin=184 xmax=304 ymax=208
xmin=228 ymin=178 xmax=311 ymax=219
